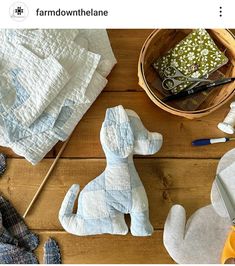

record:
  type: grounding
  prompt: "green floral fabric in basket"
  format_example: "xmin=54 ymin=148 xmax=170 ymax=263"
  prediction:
xmin=153 ymin=29 xmax=228 ymax=94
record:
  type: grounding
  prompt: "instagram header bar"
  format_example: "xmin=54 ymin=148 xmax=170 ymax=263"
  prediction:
xmin=3 ymin=0 xmax=235 ymax=28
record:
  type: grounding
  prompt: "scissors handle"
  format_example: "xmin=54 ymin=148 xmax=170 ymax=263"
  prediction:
xmin=162 ymin=78 xmax=182 ymax=90
xmin=221 ymin=225 xmax=235 ymax=264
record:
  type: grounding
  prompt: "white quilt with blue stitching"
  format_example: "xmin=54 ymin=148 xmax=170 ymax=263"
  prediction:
xmin=0 ymin=29 xmax=116 ymax=164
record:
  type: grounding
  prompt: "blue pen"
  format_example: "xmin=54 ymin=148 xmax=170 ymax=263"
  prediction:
xmin=192 ymin=137 xmax=235 ymax=146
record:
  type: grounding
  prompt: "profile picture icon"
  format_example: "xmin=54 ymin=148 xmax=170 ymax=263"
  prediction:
xmin=9 ymin=2 xmax=29 ymax=21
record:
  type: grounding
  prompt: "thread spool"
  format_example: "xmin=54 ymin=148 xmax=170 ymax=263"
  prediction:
xmin=218 ymin=102 xmax=235 ymax=134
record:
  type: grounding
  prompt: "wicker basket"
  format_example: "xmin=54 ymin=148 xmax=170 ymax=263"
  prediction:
xmin=138 ymin=29 xmax=235 ymax=119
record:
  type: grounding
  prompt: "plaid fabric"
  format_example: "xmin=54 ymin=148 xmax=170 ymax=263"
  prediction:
xmin=0 ymin=196 xmax=39 ymax=250
xmin=0 ymin=195 xmax=39 ymax=264
xmin=0 ymin=213 xmax=17 ymax=246
xmin=0 ymin=153 xmax=7 ymax=177
xmin=43 ymin=238 xmax=61 ymax=264
xmin=0 ymin=196 xmax=62 ymax=264
xmin=0 ymin=243 xmax=38 ymax=264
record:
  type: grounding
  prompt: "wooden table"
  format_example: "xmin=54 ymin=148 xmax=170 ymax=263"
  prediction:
xmin=1 ymin=29 xmax=235 ymax=263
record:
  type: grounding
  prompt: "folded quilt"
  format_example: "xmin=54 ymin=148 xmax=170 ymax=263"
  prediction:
xmin=74 ymin=29 xmax=117 ymax=77
xmin=0 ymin=72 xmax=107 ymax=164
xmin=0 ymin=29 xmax=116 ymax=164
xmin=3 ymin=29 xmax=101 ymax=127
xmin=0 ymin=42 xmax=70 ymax=141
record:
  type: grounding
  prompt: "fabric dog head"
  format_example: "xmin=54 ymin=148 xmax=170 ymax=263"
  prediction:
xmin=100 ymin=105 xmax=163 ymax=158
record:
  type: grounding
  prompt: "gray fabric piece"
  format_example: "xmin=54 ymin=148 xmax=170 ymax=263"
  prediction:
xmin=0 ymin=195 xmax=39 ymax=264
xmin=43 ymin=238 xmax=61 ymax=264
xmin=0 ymin=153 xmax=7 ymax=176
xmin=163 ymin=148 xmax=235 ymax=264
xmin=0 ymin=195 xmax=62 ymax=264
xmin=0 ymin=243 xmax=39 ymax=264
xmin=164 ymin=205 xmax=230 ymax=264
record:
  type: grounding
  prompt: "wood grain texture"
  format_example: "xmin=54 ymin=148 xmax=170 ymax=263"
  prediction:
xmin=106 ymin=29 xmax=153 ymax=91
xmin=35 ymin=231 xmax=173 ymax=264
xmin=0 ymin=158 xmax=216 ymax=230
xmin=54 ymin=91 xmax=234 ymax=159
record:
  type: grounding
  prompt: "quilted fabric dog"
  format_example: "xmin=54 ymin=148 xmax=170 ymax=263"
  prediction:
xmin=59 ymin=105 xmax=163 ymax=236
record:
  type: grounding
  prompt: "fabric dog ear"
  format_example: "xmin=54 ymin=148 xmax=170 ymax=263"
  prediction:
xmin=100 ymin=105 xmax=134 ymax=158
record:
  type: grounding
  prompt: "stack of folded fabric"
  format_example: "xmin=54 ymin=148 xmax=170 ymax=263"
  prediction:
xmin=0 ymin=29 xmax=116 ymax=164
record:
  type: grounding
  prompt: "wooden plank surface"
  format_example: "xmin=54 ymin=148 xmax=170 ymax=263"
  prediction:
xmin=106 ymin=29 xmax=153 ymax=91
xmin=35 ymin=231 xmax=173 ymax=264
xmin=0 ymin=158 xmax=215 ymax=230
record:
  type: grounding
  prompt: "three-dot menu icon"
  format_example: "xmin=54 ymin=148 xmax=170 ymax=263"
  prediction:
xmin=220 ymin=6 xmax=222 ymax=17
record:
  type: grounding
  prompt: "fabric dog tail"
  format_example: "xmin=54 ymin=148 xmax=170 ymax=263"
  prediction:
xmin=163 ymin=205 xmax=186 ymax=262
xmin=59 ymin=184 xmax=84 ymax=235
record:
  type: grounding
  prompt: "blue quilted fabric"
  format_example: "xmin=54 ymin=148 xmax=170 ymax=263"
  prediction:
xmin=59 ymin=105 xmax=163 ymax=236
xmin=1 ymin=69 xmax=57 ymax=143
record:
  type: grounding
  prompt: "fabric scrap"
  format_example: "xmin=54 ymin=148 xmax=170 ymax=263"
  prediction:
xmin=0 ymin=196 xmax=39 ymax=251
xmin=0 ymin=153 xmax=7 ymax=177
xmin=0 ymin=196 xmax=39 ymax=264
xmin=0 ymin=195 xmax=63 ymax=264
xmin=43 ymin=238 xmax=61 ymax=264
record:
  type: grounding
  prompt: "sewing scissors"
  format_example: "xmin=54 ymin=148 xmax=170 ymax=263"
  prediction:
xmin=215 ymin=174 xmax=235 ymax=264
xmin=162 ymin=66 xmax=211 ymax=91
